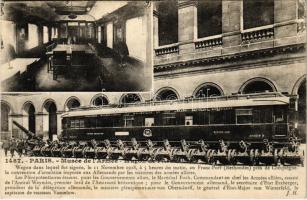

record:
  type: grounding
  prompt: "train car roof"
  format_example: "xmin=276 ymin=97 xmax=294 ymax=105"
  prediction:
xmin=62 ymin=95 xmax=290 ymax=118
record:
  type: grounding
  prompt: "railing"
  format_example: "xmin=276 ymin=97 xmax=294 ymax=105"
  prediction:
xmin=154 ymin=43 xmax=179 ymax=56
xmin=241 ymin=25 xmax=274 ymax=43
xmin=195 ymin=35 xmax=223 ymax=49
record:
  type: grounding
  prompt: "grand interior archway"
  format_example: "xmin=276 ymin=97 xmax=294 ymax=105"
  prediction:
xmin=43 ymin=101 xmax=57 ymax=141
xmin=23 ymin=102 xmax=36 ymax=133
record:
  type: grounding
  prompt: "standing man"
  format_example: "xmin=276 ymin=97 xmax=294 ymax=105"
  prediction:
xmin=16 ymin=139 xmax=25 ymax=157
xmin=9 ymin=136 xmax=17 ymax=157
xmin=1 ymin=138 xmax=10 ymax=157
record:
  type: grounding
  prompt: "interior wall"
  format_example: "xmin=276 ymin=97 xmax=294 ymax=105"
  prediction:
xmin=125 ymin=16 xmax=146 ymax=61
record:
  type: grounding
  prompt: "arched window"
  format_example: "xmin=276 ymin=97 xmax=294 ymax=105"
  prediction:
xmin=157 ymin=0 xmax=178 ymax=46
xmin=120 ymin=94 xmax=141 ymax=104
xmin=298 ymin=80 xmax=306 ymax=124
xmin=23 ymin=103 xmax=36 ymax=133
xmin=92 ymin=96 xmax=109 ymax=106
xmin=243 ymin=0 xmax=274 ymax=29
xmin=197 ymin=0 xmax=222 ymax=38
xmin=155 ymin=89 xmax=179 ymax=101
xmin=43 ymin=100 xmax=57 ymax=141
xmin=65 ymin=98 xmax=81 ymax=110
xmin=194 ymin=84 xmax=223 ymax=98
xmin=241 ymin=80 xmax=275 ymax=94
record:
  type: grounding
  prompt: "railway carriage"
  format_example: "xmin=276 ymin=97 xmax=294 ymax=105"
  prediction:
xmin=57 ymin=92 xmax=303 ymax=165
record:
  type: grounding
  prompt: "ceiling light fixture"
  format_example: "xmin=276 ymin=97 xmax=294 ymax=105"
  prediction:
xmin=67 ymin=1 xmax=77 ymax=19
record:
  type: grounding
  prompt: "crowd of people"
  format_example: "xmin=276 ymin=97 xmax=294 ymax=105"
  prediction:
xmin=1 ymin=137 xmax=28 ymax=157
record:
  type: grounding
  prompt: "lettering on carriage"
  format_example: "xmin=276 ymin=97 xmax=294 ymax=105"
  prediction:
xmin=87 ymin=132 xmax=105 ymax=136
xmin=248 ymin=134 xmax=262 ymax=138
xmin=213 ymin=130 xmax=231 ymax=135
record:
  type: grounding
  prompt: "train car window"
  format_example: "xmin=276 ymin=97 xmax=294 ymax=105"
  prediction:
xmin=253 ymin=110 xmax=261 ymax=123
xmin=89 ymin=117 xmax=96 ymax=128
xmin=71 ymin=120 xmax=75 ymax=128
xmin=80 ymin=120 xmax=85 ymax=128
xmin=145 ymin=118 xmax=155 ymax=127
xmin=162 ymin=112 xmax=176 ymax=126
xmin=134 ymin=115 xmax=144 ymax=126
xmin=274 ymin=109 xmax=285 ymax=123
xmin=210 ymin=110 xmax=224 ymax=124
xmin=261 ymin=108 xmax=273 ymax=123
xmin=113 ymin=116 xmax=122 ymax=127
xmin=124 ymin=115 xmax=134 ymax=127
xmin=185 ymin=116 xmax=193 ymax=126
xmin=96 ymin=116 xmax=104 ymax=128
xmin=236 ymin=109 xmax=253 ymax=124
xmin=224 ymin=110 xmax=234 ymax=124
xmin=62 ymin=118 xmax=68 ymax=129
xmin=75 ymin=120 xmax=80 ymax=128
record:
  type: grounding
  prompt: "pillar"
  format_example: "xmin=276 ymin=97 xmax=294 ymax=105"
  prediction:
xmin=222 ymin=0 xmax=242 ymax=54
xmin=35 ymin=112 xmax=47 ymax=140
xmin=178 ymin=1 xmax=197 ymax=54
xmin=274 ymin=0 xmax=298 ymax=46
xmin=57 ymin=111 xmax=64 ymax=140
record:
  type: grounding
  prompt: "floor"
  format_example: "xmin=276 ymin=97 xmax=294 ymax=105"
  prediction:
xmin=9 ymin=48 xmax=151 ymax=92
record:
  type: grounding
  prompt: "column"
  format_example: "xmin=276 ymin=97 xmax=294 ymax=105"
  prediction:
xmin=274 ymin=0 xmax=298 ymax=46
xmin=221 ymin=0 xmax=242 ymax=54
xmin=35 ymin=112 xmax=48 ymax=140
xmin=56 ymin=111 xmax=64 ymax=140
xmin=178 ymin=0 xmax=197 ymax=54
xmin=153 ymin=4 xmax=159 ymax=48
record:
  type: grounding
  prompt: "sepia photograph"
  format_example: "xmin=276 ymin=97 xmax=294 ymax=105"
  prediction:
xmin=0 ymin=1 xmax=152 ymax=92
xmin=0 ymin=0 xmax=306 ymax=199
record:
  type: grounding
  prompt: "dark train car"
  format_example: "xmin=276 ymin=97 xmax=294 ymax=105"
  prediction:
xmin=61 ymin=93 xmax=293 ymax=148
xmin=21 ymin=92 xmax=303 ymax=165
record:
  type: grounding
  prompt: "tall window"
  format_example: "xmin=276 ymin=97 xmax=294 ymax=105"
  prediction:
xmin=43 ymin=26 xmax=49 ymax=44
xmin=157 ymin=0 xmax=178 ymax=46
xmin=243 ymin=0 xmax=274 ymax=29
xmin=197 ymin=0 xmax=222 ymax=38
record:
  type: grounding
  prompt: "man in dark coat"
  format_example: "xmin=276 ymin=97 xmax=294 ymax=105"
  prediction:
xmin=9 ymin=137 xmax=17 ymax=157
xmin=1 ymin=139 xmax=10 ymax=157
xmin=16 ymin=139 xmax=25 ymax=157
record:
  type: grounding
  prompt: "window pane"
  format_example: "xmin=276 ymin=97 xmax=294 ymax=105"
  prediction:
xmin=157 ymin=1 xmax=178 ymax=46
xmin=243 ymin=0 xmax=274 ymax=29
xmin=197 ymin=0 xmax=222 ymax=38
